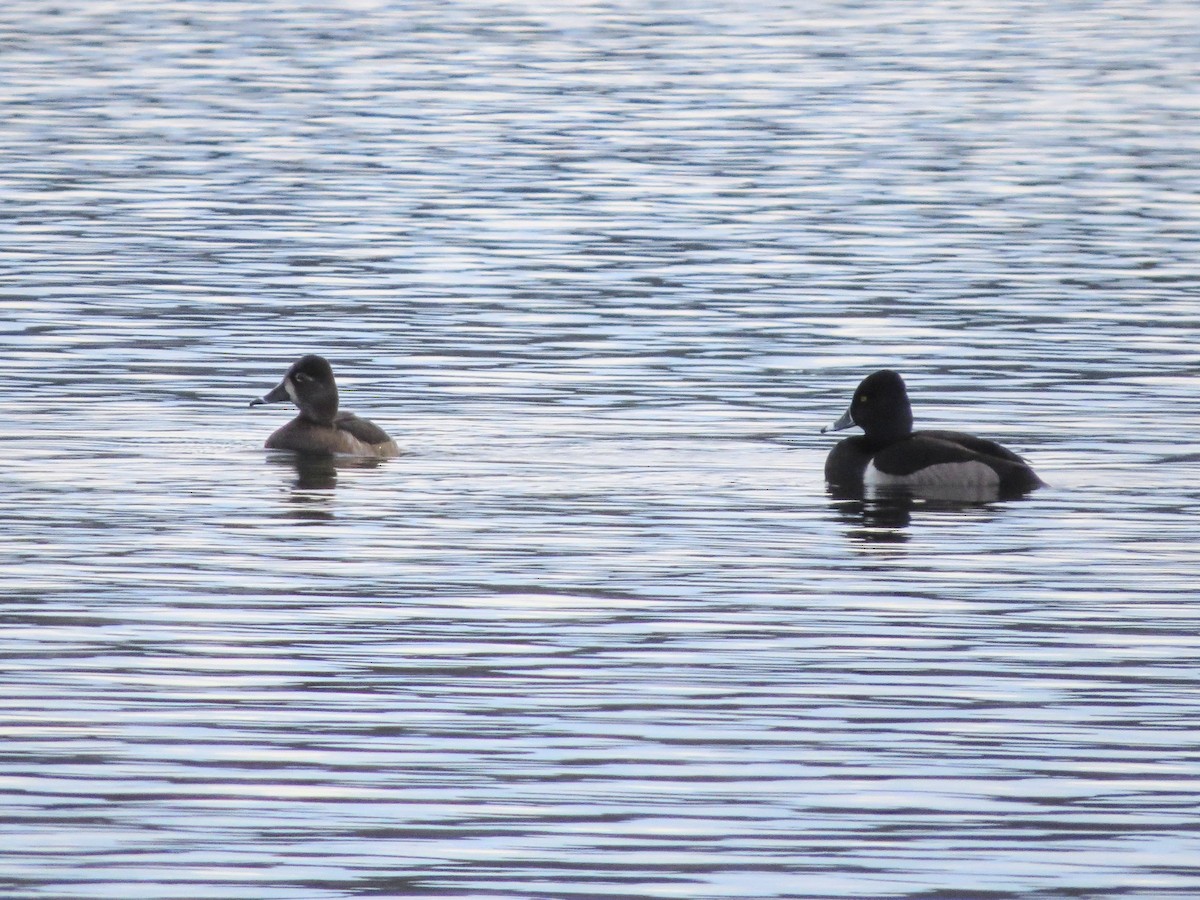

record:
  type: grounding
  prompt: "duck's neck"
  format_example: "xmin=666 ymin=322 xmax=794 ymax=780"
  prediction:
xmin=299 ymin=400 xmax=338 ymax=426
xmin=864 ymin=409 xmax=913 ymax=448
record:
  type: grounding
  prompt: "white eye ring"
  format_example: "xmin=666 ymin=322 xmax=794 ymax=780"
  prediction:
xmin=294 ymin=372 xmax=311 ymax=383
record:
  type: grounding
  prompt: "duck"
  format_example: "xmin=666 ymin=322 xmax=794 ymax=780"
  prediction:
xmin=822 ymin=369 xmax=1042 ymax=496
xmin=249 ymin=354 xmax=400 ymax=458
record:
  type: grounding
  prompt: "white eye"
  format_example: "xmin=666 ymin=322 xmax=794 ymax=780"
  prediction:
xmin=294 ymin=372 xmax=311 ymax=384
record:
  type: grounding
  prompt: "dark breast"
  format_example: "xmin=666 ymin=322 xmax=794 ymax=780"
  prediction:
xmin=824 ymin=436 xmax=873 ymax=489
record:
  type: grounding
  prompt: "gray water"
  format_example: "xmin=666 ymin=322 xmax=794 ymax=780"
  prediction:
xmin=3 ymin=2 xmax=1200 ymax=898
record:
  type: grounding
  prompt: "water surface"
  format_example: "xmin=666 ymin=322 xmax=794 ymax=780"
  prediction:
xmin=2 ymin=2 xmax=1200 ymax=898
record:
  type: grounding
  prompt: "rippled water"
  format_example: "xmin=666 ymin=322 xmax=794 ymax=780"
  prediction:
xmin=3 ymin=2 xmax=1200 ymax=898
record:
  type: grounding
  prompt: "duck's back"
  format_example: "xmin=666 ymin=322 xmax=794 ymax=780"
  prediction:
xmin=919 ymin=430 xmax=1029 ymax=466
xmin=265 ymin=414 xmax=398 ymax=458
xmin=869 ymin=430 xmax=1042 ymax=493
xmin=335 ymin=411 xmax=400 ymax=457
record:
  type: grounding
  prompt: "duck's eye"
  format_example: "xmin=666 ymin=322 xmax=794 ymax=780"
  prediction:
xmin=858 ymin=393 xmax=869 ymax=403
xmin=294 ymin=372 xmax=312 ymax=384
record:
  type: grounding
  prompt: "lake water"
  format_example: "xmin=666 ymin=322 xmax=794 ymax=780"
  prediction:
xmin=3 ymin=2 xmax=1200 ymax=898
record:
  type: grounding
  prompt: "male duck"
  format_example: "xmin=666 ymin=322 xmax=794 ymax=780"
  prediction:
xmin=249 ymin=354 xmax=399 ymax=458
xmin=823 ymin=370 xmax=1042 ymax=496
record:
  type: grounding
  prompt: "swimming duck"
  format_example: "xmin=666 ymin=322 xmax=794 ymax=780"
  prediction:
xmin=823 ymin=369 xmax=1042 ymax=496
xmin=249 ymin=354 xmax=399 ymax=458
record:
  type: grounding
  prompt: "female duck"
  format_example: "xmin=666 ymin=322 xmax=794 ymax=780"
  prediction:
xmin=249 ymin=355 xmax=399 ymax=458
xmin=823 ymin=370 xmax=1042 ymax=496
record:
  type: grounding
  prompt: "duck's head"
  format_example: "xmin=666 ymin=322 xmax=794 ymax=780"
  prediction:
xmin=822 ymin=369 xmax=913 ymax=442
xmin=250 ymin=354 xmax=339 ymax=425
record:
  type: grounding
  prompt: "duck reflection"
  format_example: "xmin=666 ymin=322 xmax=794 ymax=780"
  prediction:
xmin=828 ymin=488 xmax=915 ymax=541
xmin=828 ymin=482 xmax=1025 ymax=542
xmin=266 ymin=452 xmax=390 ymax=515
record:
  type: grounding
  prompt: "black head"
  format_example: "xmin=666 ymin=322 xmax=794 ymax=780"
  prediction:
xmin=823 ymin=369 xmax=914 ymax=443
xmin=249 ymin=354 xmax=339 ymax=424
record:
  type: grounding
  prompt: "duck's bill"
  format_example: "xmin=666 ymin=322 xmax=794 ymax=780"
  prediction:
xmin=249 ymin=381 xmax=290 ymax=407
xmin=821 ymin=407 xmax=855 ymax=434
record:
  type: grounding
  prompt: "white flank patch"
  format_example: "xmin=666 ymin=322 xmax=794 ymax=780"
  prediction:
xmin=866 ymin=460 xmax=1000 ymax=490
